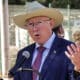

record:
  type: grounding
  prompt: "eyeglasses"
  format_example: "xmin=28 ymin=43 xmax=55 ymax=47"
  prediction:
xmin=24 ymin=19 xmax=51 ymax=29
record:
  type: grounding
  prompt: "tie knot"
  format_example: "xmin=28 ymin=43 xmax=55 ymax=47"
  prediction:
xmin=37 ymin=46 xmax=46 ymax=53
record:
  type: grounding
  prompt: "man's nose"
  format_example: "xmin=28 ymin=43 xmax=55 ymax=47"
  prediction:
xmin=33 ymin=26 xmax=38 ymax=31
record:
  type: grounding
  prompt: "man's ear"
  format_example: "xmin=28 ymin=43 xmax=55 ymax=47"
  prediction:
xmin=50 ymin=19 xmax=55 ymax=28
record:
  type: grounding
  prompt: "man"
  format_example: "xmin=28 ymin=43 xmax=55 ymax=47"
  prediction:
xmin=9 ymin=8 xmax=80 ymax=80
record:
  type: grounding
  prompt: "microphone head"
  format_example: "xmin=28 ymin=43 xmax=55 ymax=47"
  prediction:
xmin=22 ymin=51 xmax=30 ymax=59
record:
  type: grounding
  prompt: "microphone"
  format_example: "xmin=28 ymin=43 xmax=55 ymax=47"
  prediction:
xmin=8 ymin=51 xmax=30 ymax=78
xmin=22 ymin=51 xmax=30 ymax=59
xmin=17 ymin=67 xmax=41 ymax=80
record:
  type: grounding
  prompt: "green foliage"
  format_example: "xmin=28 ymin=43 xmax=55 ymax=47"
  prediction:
xmin=51 ymin=0 xmax=69 ymax=8
xmin=37 ymin=0 xmax=46 ymax=3
xmin=8 ymin=0 xmax=80 ymax=9
xmin=8 ymin=0 xmax=26 ymax=5
xmin=70 ymin=0 xmax=80 ymax=9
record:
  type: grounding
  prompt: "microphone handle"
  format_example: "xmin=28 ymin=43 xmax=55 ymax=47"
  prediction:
xmin=18 ymin=67 xmax=40 ymax=76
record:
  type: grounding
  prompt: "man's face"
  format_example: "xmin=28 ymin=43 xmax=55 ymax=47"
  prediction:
xmin=25 ymin=16 xmax=54 ymax=45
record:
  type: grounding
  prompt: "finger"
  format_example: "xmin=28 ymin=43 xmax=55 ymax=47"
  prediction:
xmin=67 ymin=46 xmax=74 ymax=55
xmin=71 ymin=44 xmax=77 ymax=53
xmin=65 ymin=51 xmax=71 ymax=59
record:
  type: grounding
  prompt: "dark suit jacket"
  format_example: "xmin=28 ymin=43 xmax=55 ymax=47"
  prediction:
xmin=9 ymin=36 xmax=80 ymax=80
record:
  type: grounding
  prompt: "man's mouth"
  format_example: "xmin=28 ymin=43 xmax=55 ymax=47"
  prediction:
xmin=35 ymin=34 xmax=40 ymax=36
xmin=34 ymin=33 xmax=41 ymax=38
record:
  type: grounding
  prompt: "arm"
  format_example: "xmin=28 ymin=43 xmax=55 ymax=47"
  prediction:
xmin=65 ymin=43 xmax=80 ymax=79
xmin=65 ymin=43 xmax=80 ymax=71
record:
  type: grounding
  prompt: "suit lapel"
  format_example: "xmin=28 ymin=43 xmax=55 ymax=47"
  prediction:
xmin=40 ymin=36 xmax=61 ymax=80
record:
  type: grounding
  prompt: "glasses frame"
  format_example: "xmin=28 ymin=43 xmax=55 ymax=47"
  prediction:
xmin=24 ymin=18 xmax=51 ymax=29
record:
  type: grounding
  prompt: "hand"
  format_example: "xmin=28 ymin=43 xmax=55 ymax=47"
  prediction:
xmin=65 ymin=43 xmax=80 ymax=72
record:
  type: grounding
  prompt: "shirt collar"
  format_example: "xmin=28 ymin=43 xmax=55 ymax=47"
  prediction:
xmin=36 ymin=32 xmax=56 ymax=49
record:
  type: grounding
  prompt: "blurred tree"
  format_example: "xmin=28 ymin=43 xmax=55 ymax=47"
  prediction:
xmin=36 ymin=0 xmax=46 ymax=5
xmin=51 ymin=0 xmax=80 ymax=9
xmin=52 ymin=0 xmax=69 ymax=8
xmin=8 ymin=0 xmax=80 ymax=9
xmin=8 ymin=0 xmax=25 ymax=4
xmin=27 ymin=0 xmax=35 ymax=2
xmin=42 ymin=0 xmax=52 ymax=6
xmin=70 ymin=0 xmax=80 ymax=9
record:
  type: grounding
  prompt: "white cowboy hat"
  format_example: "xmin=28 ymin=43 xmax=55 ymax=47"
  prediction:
xmin=13 ymin=2 xmax=63 ymax=30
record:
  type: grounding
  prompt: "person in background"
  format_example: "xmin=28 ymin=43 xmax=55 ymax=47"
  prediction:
xmin=8 ymin=7 xmax=80 ymax=80
xmin=53 ymin=24 xmax=64 ymax=38
xmin=73 ymin=30 xmax=80 ymax=45
xmin=65 ymin=30 xmax=80 ymax=79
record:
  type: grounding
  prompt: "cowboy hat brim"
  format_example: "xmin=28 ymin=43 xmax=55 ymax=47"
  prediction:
xmin=13 ymin=8 xmax=63 ymax=29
